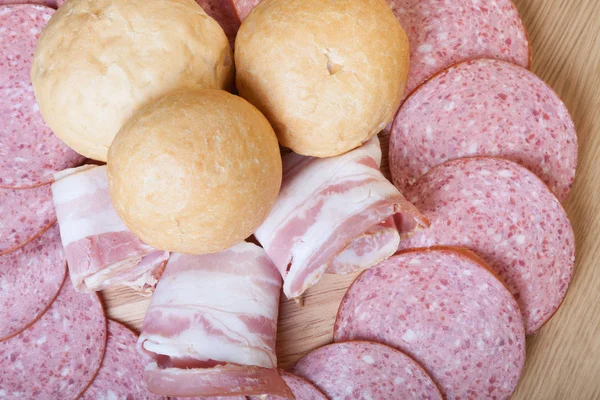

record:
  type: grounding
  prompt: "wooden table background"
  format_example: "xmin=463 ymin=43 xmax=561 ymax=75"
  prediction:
xmin=102 ymin=1 xmax=600 ymax=398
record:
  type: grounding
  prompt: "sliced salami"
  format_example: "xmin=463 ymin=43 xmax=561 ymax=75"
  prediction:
xmin=390 ymin=59 xmax=577 ymax=201
xmin=0 ymin=4 xmax=50 ymax=87
xmin=0 ymin=278 xmax=107 ymax=399
xmin=334 ymin=248 xmax=526 ymax=399
xmin=248 ymin=370 xmax=327 ymax=400
xmin=0 ymin=1 xmax=57 ymax=7
xmin=0 ymin=5 xmax=85 ymax=188
xmin=293 ymin=341 xmax=442 ymax=400
xmin=387 ymin=0 xmax=530 ymax=100
xmin=230 ymin=0 xmax=260 ymax=21
xmin=0 ymin=223 xmax=65 ymax=340
xmin=397 ymin=157 xmax=575 ymax=334
xmin=0 ymin=185 xmax=56 ymax=255
xmin=80 ymin=320 xmax=163 ymax=400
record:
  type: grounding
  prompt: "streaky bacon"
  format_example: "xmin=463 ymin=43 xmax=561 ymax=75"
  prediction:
xmin=255 ymin=137 xmax=428 ymax=299
xmin=51 ymin=165 xmax=169 ymax=294
xmin=137 ymin=243 xmax=292 ymax=398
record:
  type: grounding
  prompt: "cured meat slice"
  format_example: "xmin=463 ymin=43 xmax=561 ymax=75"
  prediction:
xmin=254 ymin=137 xmax=428 ymax=299
xmin=230 ymin=0 xmax=260 ymax=21
xmin=196 ymin=0 xmax=240 ymax=48
xmin=387 ymin=0 xmax=530 ymax=100
xmin=0 ymin=223 xmax=66 ymax=340
xmin=80 ymin=320 xmax=163 ymax=400
xmin=138 ymin=243 xmax=292 ymax=398
xmin=0 ymin=184 xmax=55 ymax=255
xmin=0 ymin=4 xmax=50 ymax=87
xmin=396 ymin=158 xmax=575 ymax=334
xmin=327 ymin=216 xmax=400 ymax=275
xmin=334 ymin=248 xmax=526 ymax=399
xmin=293 ymin=341 xmax=442 ymax=400
xmin=0 ymin=278 xmax=107 ymax=399
xmin=0 ymin=1 xmax=57 ymax=7
xmin=390 ymin=59 xmax=577 ymax=201
xmin=249 ymin=370 xmax=327 ymax=400
xmin=0 ymin=5 xmax=85 ymax=188
xmin=51 ymin=165 xmax=169 ymax=294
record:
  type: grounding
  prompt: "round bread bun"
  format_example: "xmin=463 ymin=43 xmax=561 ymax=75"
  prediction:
xmin=234 ymin=0 xmax=409 ymax=157
xmin=31 ymin=0 xmax=233 ymax=162
xmin=107 ymin=89 xmax=282 ymax=255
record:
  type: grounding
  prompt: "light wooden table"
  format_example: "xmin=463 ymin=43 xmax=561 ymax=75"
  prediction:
xmin=103 ymin=1 xmax=600 ymax=398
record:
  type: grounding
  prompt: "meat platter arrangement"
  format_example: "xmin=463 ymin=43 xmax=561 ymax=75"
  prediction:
xmin=0 ymin=0 xmax=578 ymax=399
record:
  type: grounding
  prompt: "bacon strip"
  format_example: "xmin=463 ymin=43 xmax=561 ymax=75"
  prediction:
xmin=51 ymin=165 xmax=169 ymax=294
xmin=255 ymin=137 xmax=428 ymax=299
xmin=138 ymin=243 xmax=292 ymax=398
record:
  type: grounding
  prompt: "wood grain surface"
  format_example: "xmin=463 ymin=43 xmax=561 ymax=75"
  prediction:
xmin=102 ymin=1 xmax=600 ymax=398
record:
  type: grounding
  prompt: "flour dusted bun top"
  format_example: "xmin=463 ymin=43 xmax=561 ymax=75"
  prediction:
xmin=107 ymin=89 xmax=282 ymax=255
xmin=235 ymin=0 xmax=409 ymax=157
xmin=31 ymin=0 xmax=233 ymax=162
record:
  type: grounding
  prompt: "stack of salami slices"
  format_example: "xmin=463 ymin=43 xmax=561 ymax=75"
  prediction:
xmin=0 ymin=3 xmax=81 ymax=339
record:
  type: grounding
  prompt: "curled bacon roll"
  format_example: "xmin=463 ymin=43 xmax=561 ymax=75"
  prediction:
xmin=255 ymin=137 xmax=428 ymax=299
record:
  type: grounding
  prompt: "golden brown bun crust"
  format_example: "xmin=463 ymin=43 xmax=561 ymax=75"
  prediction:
xmin=31 ymin=0 xmax=233 ymax=162
xmin=107 ymin=89 xmax=282 ymax=255
xmin=235 ymin=0 xmax=409 ymax=157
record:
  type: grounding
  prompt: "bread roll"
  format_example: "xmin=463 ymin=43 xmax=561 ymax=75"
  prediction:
xmin=31 ymin=0 xmax=233 ymax=162
xmin=107 ymin=89 xmax=282 ymax=255
xmin=235 ymin=0 xmax=409 ymax=157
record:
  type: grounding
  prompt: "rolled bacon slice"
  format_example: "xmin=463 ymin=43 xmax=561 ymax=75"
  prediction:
xmin=137 ymin=243 xmax=292 ymax=398
xmin=255 ymin=137 xmax=428 ymax=299
xmin=51 ymin=165 xmax=169 ymax=294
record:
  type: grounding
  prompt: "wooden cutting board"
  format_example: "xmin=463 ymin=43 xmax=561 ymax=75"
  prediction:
xmin=102 ymin=1 xmax=600 ymax=398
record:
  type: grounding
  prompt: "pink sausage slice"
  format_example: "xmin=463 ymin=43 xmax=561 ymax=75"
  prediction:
xmin=249 ymin=370 xmax=327 ymax=400
xmin=0 ymin=184 xmax=56 ymax=255
xmin=390 ymin=59 xmax=577 ymax=201
xmin=0 ymin=223 xmax=66 ymax=340
xmin=80 ymin=320 xmax=164 ymax=400
xmin=335 ymin=247 xmax=526 ymax=399
xmin=0 ymin=278 xmax=107 ymax=399
xmin=0 ymin=1 xmax=57 ymax=6
xmin=387 ymin=0 xmax=530 ymax=100
xmin=398 ymin=157 xmax=575 ymax=334
xmin=293 ymin=341 xmax=442 ymax=400
xmin=0 ymin=5 xmax=85 ymax=188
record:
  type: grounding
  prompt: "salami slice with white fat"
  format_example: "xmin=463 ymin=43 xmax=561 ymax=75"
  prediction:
xmin=390 ymin=59 xmax=577 ymax=201
xmin=0 ymin=223 xmax=66 ymax=340
xmin=387 ymin=0 xmax=530 ymax=100
xmin=0 ymin=277 xmax=107 ymax=399
xmin=335 ymin=247 xmax=526 ymax=399
xmin=248 ymin=370 xmax=327 ymax=400
xmin=0 ymin=5 xmax=85 ymax=188
xmin=0 ymin=185 xmax=56 ymax=255
xmin=293 ymin=341 xmax=442 ymax=400
xmin=397 ymin=157 xmax=575 ymax=334
xmin=80 ymin=320 xmax=163 ymax=400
